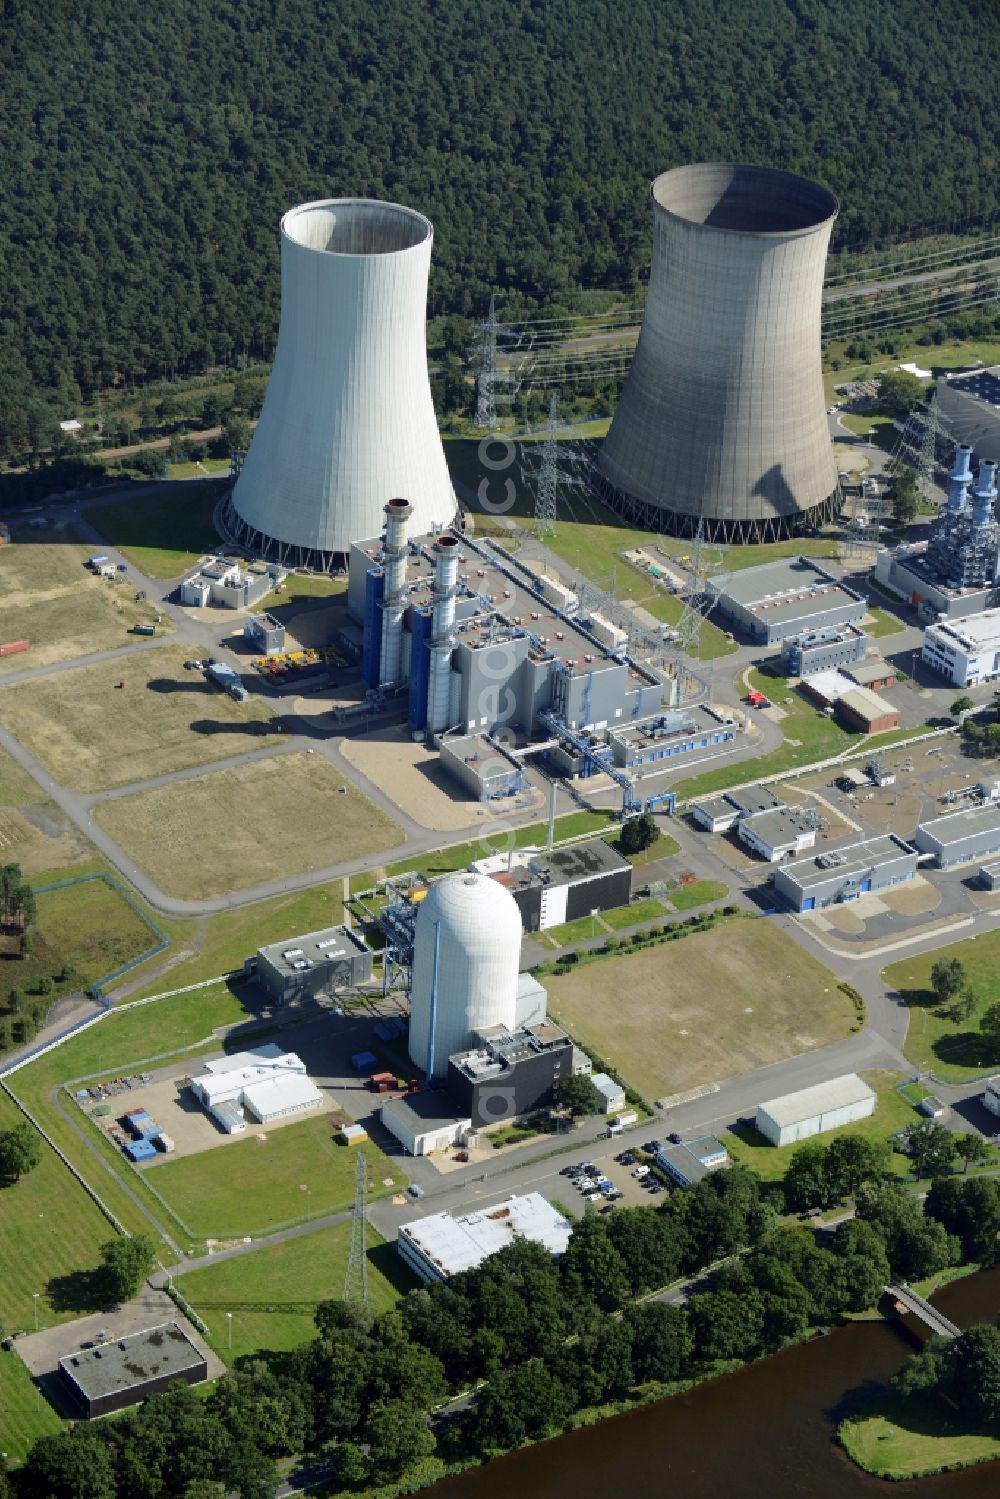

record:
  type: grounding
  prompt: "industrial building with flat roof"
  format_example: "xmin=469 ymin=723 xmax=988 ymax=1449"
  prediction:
xmin=447 ymin=1020 xmax=573 ymax=1128
xmin=472 ymin=837 xmax=633 ymax=932
xmin=773 ymin=834 xmax=918 ymax=911
xmin=691 ymin=784 xmax=785 ymax=834
xmin=914 ymin=803 xmax=1000 ymax=868
xmin=756 ymin=1074 xmax=876 ymax=1146
xmin=655 ymin=1135 xmax=729 ymax=1186
xmin=179 ymin=555 xmax=282 ymax=610
xmin=397 ymin=1193 xmax=572 ymax=1283
xmin=437 ymin=732 xmax=524 ymax=801
xmin=380 ymin=1091 xmax=472 ymax=1157
xmin=937 ymin=369 xmax=1000 ymax=467
xmin=254 ymin=925 xmax=372 ymax=1004
xmin=187 ymin=1045 xmax=323 ymax=1130
xmin=922 ymin=608 xmax=1000 ymax=688
xmin=58 ymin=1323 xmax=207 ymax=1417
xmin=605 ymin=704 xmax=738 ymax=769
xmin=712 ymin=557 xmax=866 ymax=646
xmin=781 ymin=624 xmax=868 ymax=677
xmin=737 ymin=806 xmax=817 ymax=862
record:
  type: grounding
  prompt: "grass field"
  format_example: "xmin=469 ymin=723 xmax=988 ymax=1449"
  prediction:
xmin=91 ymin=480 xmax=226 ymax=576
xmin=0 ymin=745 xmax=93 ymax=876
xmin=150 ymin=1114 xmax=402 ymax=1237
xmin=666 ymin=878 xmax=728 ymax=911
xmin=822 ymin=337 xmax=1000 ymax=405
xmin=95 ymin=752 xmax=403 ymax=898
xmin=0 ymin=1090 xmax=117 ymax=1459
xmin=36 ymin=876 xmax=161 ymax=986
xmin=840 ymin=1394 xmax=1000 ymax=1480
xmin=599 ymin=897 xmax=670 ymax=931
xmin=724 ymin=1070 xmax=918 ymax=1181
xmin=865 ymin=605 xmax=905 ymax=637
xmin=885 ymin=928 xmax=1000 ymax=1081
xmin=164 ymin=458 xmax=230 ymax=480
xmin=1 ymin=645 xmax=284 ymax=793
xmin=546 ymin=918 xmax=852 ymax=1100
xmin=0 ymin=537 xmax=166 ymax=673
xmin=179 ymin=1222 xmax=413 ymax=1359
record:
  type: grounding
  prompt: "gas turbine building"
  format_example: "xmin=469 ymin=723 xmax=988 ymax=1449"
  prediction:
xmin=223 ymin=198 xmax=456 ymax=570
xmin=595 ymin=163 xmax=840 ymax=542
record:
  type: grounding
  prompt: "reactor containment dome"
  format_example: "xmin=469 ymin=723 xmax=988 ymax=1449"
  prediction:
xmin=223 ymin=198 xmax=457 ymax=570
xmin=408 ymin=872 xmax=521 ymax=1081
xmin=594 ymin=163 xmax=840 ymax=544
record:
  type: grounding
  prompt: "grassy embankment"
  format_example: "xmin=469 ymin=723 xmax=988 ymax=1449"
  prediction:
xmin=839 ymin=1395 xmax=1000 ymax=1481
xmin=885 ymin=927 xmax=1000 ymax=1082
xmin=89 ymin=480 xmax=225 ymax=577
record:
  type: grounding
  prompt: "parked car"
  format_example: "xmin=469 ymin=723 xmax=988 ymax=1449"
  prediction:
xmin=668 ymin=1131 xmax=683 ymax=1144
xmin=632 ymin=1165 xmax=650 ymax=1179
xmin=407 ymin=1183 xmax=425 ymax=1199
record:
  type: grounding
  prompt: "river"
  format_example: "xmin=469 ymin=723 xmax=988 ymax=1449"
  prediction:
xmin=430 ymin=1268 xmax=1000 ymax=1499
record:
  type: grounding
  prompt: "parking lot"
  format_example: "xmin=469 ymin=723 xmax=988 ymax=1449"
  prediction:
xmin=557 ymin=1136 xmax=671 ymax=1211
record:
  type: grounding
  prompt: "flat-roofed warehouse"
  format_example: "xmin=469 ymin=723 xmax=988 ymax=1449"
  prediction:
xmin=756 ymin=1073 xmax=876 ymax=1146
xmin=397 ymin=1193 xmax=572 ymax=1283
xmin=773 ymin=834 xmax=918 ymax=911
xmin=913 ymin=803 xmax=1000 ymax=868
xmin=58 ymin=1323 xmax=207 ymax=1417
xmin=472 ymin=838 xmax=632 ymax=931
xmin=922 ymin=609 xmax=1000 ymax=689
xmin=254 ymin=925 xmax=372 ymax=1004
xmin=712 ymin=556 xmax=866 ymax=646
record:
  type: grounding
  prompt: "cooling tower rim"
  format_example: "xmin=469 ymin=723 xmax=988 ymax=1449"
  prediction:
xmin=280 ymin=197 xmax=433 ymax=258
xmin=651 ymin=163 xmax=839 ymax=239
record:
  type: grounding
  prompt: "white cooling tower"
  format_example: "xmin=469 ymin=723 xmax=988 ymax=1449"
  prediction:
xmin=224 ymin=198 xmax=457 ymax=569
xmin=408 ymin=872 xmax=522 ymax=1080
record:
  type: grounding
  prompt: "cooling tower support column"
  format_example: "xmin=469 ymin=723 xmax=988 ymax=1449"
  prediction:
xmin=222 ymin=198 xmax=456 ymax=571
xmin=426 ymin=534 xmax=460 ymax=735
xmin=594 ymin=163 xmax=840 ymax=544
xmin=379 ymin=497 xmax=412 ymax=688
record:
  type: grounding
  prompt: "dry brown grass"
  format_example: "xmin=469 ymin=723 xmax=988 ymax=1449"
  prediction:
xmin=0 ymin=538 xmax=167 ymax=671
xmin=94 ymin=750 xmax=404 ymax=897
xmin=1 ymin=645 xmax=283 ymax=792
xmin=546 ymin=919 xmax=853 ymax=1100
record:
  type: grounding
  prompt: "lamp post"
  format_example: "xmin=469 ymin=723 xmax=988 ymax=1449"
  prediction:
xmin=32 ymin=1293 xmax=39 ymax=1332
xmin=300 ymin=1182 xmax=310 ymax=1217
xmin=226 ymin=1311 xmax=232 ymax=1351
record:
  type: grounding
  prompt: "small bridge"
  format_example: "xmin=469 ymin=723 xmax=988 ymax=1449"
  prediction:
xmin=886 ymin=1280 xmax=961 ymax=1341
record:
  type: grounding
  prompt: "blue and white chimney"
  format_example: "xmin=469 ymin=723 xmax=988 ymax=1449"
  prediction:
xmin=947 ymin=444 xmax=974 ymax=514
xmin=972 ymin=461 xmax=998 ymax=529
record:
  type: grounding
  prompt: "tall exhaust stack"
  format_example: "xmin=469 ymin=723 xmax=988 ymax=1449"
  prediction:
xmin=224 ymin=198 xmax=456 ymax=570
xmin=379 ymin=497 xmax=412 ymax=688
xmin=426 ymin=534 xmax=460 ymax=735
xmin=595 ymin=163 xmax=840 ymax=543
xmin=948 ymin=445 xmax=974 ymax=515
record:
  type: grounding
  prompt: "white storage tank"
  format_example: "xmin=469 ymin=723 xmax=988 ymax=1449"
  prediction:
xmin=408 ymin=873 xmax=521 ymax=1079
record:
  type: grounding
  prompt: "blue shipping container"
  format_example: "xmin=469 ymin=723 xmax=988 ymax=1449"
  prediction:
xmin=125 ymin=1138 xmax=158 ymax=1162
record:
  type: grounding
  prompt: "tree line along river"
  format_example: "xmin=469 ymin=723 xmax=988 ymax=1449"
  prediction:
xmin=429 ymin=1267 xmax=1000 ymax=1499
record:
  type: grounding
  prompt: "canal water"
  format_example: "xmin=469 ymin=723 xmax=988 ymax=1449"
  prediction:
xmin=431 ymin=1268 xmax=1000 ymax=1499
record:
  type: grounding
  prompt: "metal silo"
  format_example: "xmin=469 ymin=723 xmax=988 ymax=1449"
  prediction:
xmin=223 ymin=198 xmax=456 ymax=569
xmin=408 ymin=872 xmax=521 ymax=1080
xmin=595 ymin=163 xmax=840 ymax=543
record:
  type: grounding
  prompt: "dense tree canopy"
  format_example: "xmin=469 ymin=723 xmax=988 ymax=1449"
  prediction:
xmin=1 ymin=0 xmax=1000 ymax=434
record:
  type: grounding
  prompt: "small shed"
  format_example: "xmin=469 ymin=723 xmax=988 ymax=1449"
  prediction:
xmin=342 ymin=1123 xmax=368 ymax=1146
xmin=591 ymin=1072 xmax=626 ymax=1114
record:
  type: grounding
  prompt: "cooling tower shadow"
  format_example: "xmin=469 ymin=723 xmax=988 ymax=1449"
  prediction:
xmin=750 ymin=464 xmax=799 ymax=522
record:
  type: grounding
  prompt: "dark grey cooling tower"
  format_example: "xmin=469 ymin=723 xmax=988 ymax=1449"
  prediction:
xmin=595 ymin=163 xmax=840 ymax=543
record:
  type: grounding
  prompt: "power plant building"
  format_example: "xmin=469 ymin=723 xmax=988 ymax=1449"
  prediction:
xmin=407 ymin=872 xmax=523 ymax=1080
xmin=224 ymin=199 xmax=456 ymax=570
xmin=781 ymin=624 xmax=868 ymax=677
xmin=913 ymin=804 xmax=1000 ymax=869
xmin=58 ymin=1324 xmax=208 ymax=1418
xmin=253 ymin=925 xmax=372 ymax=1004
xmin=447 ymin=1020 xmax=574 ymax=1128
xmin=471 ymin=838 xmax=633 ymax=932
xmin=595 ymin=163 xmax=839 ymax=542
xmin=936 ymin=368 xmax=1000 ymax=467
xmin=922 ymin=608 xmax=1000 ymax=688
xmin=772 ymin=834 xmax=919 ymax=911
xmin=712 ymin=556 xmax=866 ymax=645
xmin=874 ymin=449 xmax=1000 ymax=622
xmin=348 ymin=508 xmax=667 ymax=742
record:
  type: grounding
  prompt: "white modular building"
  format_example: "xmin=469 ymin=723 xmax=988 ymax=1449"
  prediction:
xmin=187 ymin=1046 xmax=321 ymax=1126
xmin=225 ymin=199 xmax=456 ymax=570
xmin=591 ymin=1072 xmax=626 ymax=1114
xmin=755 ymin=1073 xmax=876 ymax=1146
xmin=380 ymin=1093 xmax=472 ymax=1157
xmin=397 ymin=1194 xmax=573 ymax=1283
xmin=408 ymin=872 xmax=522 ymax=1080
xmin=922 ymin=608 xmax=1000 ymax=688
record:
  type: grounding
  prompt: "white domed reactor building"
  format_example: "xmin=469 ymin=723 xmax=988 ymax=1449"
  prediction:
xmin=594 ymin=163 xmax=840 ymax=543
xmin=222 ymin=198 xmax=456 ymax=571
xmin=408 ymin=872 xmax=522 ymax=1080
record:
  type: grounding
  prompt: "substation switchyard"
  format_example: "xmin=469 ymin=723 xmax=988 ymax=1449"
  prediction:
xmin=594 ymin=162 xmax=840 ymax=542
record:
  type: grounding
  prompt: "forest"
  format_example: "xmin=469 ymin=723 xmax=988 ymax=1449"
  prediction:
xmin=1 ymin=0 xmax=999 ymax=451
